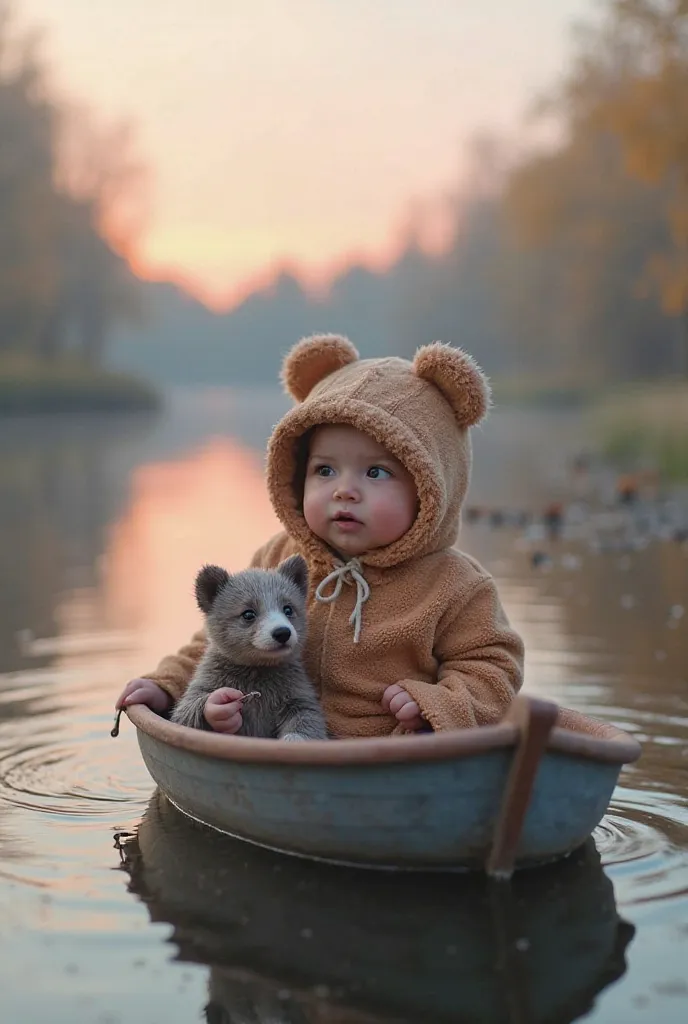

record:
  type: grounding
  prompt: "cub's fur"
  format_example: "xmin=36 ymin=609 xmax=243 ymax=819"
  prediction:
xmin=170 ymin=555 xmax=328 ymax=742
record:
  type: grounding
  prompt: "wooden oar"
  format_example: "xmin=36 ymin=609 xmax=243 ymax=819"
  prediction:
xmin=487 ymin=694 xmax=559 ymax=879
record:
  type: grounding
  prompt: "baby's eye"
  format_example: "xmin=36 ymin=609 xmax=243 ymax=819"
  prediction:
xmin=240 ymin=609 xmax=256 ymax=621
xmin=315 ymin=464 xmax=334 ymax=477
xmin=367 ymin=466 xmax=392 ymax=480
xmin=283 ymin=605 xmax=294 ymax=617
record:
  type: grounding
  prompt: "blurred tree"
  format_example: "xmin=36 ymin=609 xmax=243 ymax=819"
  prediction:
xmin=503 ymin=128 xmax=673 ymax=382
xmin=544 ymin=0 xmax=688 ymax=375
xmin=0 ymin=1 xmax=146 ymax=369
xmin=0 ymin=3 xmax=58 ymax=356
xmin=50 ymin=105 xmax=148 ymax=365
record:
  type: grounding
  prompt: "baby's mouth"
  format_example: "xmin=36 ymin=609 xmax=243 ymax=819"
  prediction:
xmin=332 ymin=511 xmax=363 ymax=526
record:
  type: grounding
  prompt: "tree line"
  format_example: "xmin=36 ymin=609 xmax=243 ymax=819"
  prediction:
xmin=6 ymin=0 xmax=687 ymax=389
xmin=396 ymin=0 xmax=688 ymax=384
xmin=0 ymin=1 xmax=143 ymax=370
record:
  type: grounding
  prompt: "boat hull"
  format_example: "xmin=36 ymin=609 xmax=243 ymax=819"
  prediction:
xmin=136 ymin=726 xmax=624 ymax=869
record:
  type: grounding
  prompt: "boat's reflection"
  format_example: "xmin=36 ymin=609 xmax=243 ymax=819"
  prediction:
xmin=118 ymin=790 xmax=634 ymax=1024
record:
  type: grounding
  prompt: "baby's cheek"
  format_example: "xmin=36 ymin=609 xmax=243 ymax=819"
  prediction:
xmin=377 ymin=494 xmax=413 ymax=535
xmin=302 ymin=488 xmax=324 ymax=531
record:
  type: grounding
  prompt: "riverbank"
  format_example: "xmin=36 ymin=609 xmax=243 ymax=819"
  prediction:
xmin=494 ymin=375 xmax=688 ymax=481
xmin=593 ymin=381 xmax=688 ymax=481
xmin=492 ymin=375 xmax=596 ymax=410
xmin=0 ymin=357 xmax=160 ymax=415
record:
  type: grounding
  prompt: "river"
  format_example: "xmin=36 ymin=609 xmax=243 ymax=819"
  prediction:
xmin=0 ymin=387 xmax=686 ymax=1023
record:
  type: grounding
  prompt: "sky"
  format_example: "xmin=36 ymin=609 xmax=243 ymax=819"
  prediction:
xmin=19 ymin=0 xmax=593 ymax=308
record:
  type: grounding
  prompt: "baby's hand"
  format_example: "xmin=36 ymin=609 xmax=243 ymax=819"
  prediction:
xmin=382 ymin=684 xmax=424 ymax=732
xmin=116 ymin=678 xmax=172 ymax=713
xmin=204 ymin=688 xmax=245 ymax=734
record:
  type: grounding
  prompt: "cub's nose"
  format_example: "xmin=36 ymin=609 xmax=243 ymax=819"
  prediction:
xmin=271 ymin=626 xmax=292 ymax=645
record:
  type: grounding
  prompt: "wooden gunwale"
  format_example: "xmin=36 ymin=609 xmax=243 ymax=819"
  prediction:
xmin=126 ymin=704 xmax=641 ymax=767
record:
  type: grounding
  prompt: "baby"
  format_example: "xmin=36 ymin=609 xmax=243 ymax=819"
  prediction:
xmin=116 ymin=335 xmax=524 ymax=737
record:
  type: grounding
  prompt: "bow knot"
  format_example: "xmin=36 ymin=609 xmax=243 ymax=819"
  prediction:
xmin=314 ymin=558 xmax=371 ymax=643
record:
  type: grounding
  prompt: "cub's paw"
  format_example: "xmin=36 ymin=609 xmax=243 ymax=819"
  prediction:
xmin=281 ymin=732 xmax=308 ymax=743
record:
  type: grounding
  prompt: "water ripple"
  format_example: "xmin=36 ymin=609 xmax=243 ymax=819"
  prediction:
xmin=0 ymin=664 xmax=153 ymax=851
xmin=595 ymin=793 xmax=688 ymax=908
xmin=0 ymin=737 xmax=148 ymax=816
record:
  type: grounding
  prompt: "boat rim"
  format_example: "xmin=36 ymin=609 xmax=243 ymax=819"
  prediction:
xmin=126 ymin=704 xmax=642 ymax=767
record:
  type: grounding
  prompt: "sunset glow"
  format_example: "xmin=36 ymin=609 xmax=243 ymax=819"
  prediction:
xmin=103 ymin=439 xmax=281 ymax=663
xmin=20 ymin=0 xmax=592 ymax=307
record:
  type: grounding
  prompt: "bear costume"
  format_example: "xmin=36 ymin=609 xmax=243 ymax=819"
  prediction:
xmin=143 ymin=336 xmax=525 ymax=737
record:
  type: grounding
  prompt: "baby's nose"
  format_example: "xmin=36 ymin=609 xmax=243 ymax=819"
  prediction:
xmin=272 ymin=626 xmax=292 ymax=645
xmin=334 ymin=480 xmax=359 ymax=500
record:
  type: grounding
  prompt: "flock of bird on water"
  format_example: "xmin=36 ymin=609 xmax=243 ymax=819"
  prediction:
xmin=464 ymin=454 xmax=688 ymax=581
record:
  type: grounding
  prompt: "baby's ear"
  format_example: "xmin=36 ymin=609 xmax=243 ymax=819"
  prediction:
xmin=277 ymin=554 xmax=309 ymax=597
xmin=195 ymin=565 xmax=231 ymax=614
xmin=281 ymin=334 xmax=359 ymax=402
xmin=413 ymin=342 xmax=491 ymax=428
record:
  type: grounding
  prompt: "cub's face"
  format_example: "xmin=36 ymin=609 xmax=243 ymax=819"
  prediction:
xmin=195 ymin=555 xmax=308 ymax=666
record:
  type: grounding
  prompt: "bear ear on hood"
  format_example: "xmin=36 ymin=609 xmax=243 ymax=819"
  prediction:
xmin=281 ymin=334 xmax=359 ymax=402
xmin=413 ymin=342 xmax=491 ymax=428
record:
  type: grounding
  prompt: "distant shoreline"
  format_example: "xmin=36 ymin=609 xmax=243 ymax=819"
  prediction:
xmin=592 ymin=381 xmax=688 ymax=482
xmin=0 ymin=359 xmax=160 ymax=416
xmin=493 ymin=376 xmax=688 ymax=481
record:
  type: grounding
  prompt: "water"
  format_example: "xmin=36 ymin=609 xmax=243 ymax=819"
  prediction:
xmin=0 ymin=389 xmax=686 ymax=1023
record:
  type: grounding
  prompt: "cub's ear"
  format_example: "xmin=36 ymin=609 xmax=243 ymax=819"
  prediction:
xmin=413 ymin=342 xmax=491 ymax=427
xmin=195 ymin=565 xmax=231 ymax=614
xmin=277 ymin=554 xmax=309 ymax=597
xmin=281 ymin=334 xmax=359 ymax=402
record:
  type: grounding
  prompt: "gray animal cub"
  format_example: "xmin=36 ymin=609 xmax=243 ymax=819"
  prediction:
xmin=170 ymin=555 xmax=328 ymax=742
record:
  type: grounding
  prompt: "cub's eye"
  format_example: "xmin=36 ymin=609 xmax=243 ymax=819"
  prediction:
xmin=240 ymin=609 xmax=256 ymax=621
xmin=283 ymin=605 xmax=294 ymax=617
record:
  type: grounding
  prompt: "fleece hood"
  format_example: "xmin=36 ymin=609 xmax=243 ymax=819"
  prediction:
xmin=266 ymin=335 xmax=491 ymax=571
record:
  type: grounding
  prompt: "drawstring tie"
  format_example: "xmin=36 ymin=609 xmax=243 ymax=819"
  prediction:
xmin=314 ymin=558 xmax=370 ymax=643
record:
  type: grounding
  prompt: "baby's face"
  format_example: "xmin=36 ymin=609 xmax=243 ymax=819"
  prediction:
xmin=303 ymin=425 xmax=418 ymax=558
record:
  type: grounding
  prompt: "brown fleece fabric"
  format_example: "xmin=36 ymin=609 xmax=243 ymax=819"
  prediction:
xmin=144 ymin=335 xmax=527 ymax=737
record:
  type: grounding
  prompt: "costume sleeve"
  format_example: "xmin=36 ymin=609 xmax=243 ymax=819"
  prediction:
xmin=141 ymin=628 xmax=208 ymax=703
xmin=399 ymin=577 xmax=524 ymax=731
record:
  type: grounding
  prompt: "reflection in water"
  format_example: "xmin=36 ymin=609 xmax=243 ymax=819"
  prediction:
xmin=0 ymin=412 xmax=188 ymax=682
xmin=102 ymin=438 xmax=280 ymax=671
xmin=121 ymin=791 xmax=634 ymax=1024
xmin=0 ymin=391 xmax=686 ymax=1022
